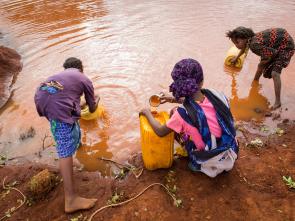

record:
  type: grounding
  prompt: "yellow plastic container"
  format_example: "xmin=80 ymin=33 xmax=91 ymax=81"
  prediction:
xmin=224 ymin=46 xmax=247 ymax=68
xmin=140 ymin=111 xmax=174 ymax=170
xmin=81 ymin=104 xmax=105 ymax=120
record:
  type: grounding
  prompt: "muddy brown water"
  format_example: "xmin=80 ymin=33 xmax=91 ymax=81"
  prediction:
xmin=0 ymin=0 xmax=294 ymax=174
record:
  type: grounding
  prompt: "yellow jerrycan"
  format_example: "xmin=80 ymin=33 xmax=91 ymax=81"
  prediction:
xmin=224 ymin=46 xmax=247 ymax=68
xmin=81 ymin=104 xmax=105 ymax=120
xmin=140 ymin=111 xmax=174 ymax=170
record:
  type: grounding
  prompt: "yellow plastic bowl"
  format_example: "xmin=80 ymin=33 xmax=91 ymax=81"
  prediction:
xmin=80 ymin=104 xmax=105 ymax=120
xmin=224 ymin=46 xmax=246 ymax=68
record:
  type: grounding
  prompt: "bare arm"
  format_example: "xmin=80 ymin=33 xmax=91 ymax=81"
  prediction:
xmin=231 ymin=47 xmax=246 ymax=64
xmin=160 ymin=94 xmax=184 ymax=104
xmin=236 ymin=47 xmax=246 ymax=60
xmin=89 ymin=94 xmax=100 ymax=113
xmin=139 ymin=108 xmax=172 ymax=137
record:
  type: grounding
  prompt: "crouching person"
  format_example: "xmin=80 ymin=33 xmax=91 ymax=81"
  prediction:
xmin=140 ymin=58 xmax=238 ymax=177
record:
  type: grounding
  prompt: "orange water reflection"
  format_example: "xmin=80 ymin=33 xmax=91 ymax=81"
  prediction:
xmin=225 ymin=66 xmax=270 ymax=121
xmin=75 ymin=113 xmax=113 ymax=174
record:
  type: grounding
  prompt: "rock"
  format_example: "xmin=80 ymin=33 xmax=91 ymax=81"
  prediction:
xmin=264 ymin=112 xmax=272 ymax=117
xmin=0 ymin=46 xmax=22 ymax=109
xmin=272 ymin=113 xmax=281 ymax=120
xmin=282 ymin=119 xmax=289 ymax=124
xmin=254 ymin=108 xmax=262 ymax=114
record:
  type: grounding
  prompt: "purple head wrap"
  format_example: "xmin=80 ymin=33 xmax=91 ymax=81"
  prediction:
xmin=169 ymin=58 xmax=203 ymax=100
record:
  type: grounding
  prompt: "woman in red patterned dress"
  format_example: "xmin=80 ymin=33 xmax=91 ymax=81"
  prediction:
xmin=226 ymin=27 xmax=294 ymax=109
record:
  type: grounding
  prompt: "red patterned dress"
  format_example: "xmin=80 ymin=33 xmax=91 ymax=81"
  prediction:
xmin=249 ymin=28 xmax=294 ymax=78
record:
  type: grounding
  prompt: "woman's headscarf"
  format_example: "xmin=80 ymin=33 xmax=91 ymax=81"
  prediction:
xmin=169 ymin=58 xmax=203 ymax=100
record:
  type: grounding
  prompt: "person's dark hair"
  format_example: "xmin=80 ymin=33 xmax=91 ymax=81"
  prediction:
xmin=226 ymin=26 xmax=255 ymax=39
xmin=63 ymin=57 xmax=83 ymax=71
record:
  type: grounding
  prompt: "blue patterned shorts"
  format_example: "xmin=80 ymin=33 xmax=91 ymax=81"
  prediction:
xmin=50 ymin=120 xmax=81 ymax=158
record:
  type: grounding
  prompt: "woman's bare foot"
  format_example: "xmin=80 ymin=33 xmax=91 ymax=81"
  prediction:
xmin=65 ymin=196 xmax=97 ymax=213
xmin=271 ymin=102 xmax=281 ymax=110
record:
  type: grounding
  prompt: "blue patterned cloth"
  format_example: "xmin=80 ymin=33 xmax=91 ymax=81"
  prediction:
xmin=50 ymin=120 xmax=81 ymax=158
xmin=178 ymin=92 xmax=238 ymax=171
xmin=40 ymin=85 xmax=59 ymax=94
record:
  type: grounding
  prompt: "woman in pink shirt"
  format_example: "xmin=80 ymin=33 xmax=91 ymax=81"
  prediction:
xmin=140 ymin=58 xmax=238 ymax=177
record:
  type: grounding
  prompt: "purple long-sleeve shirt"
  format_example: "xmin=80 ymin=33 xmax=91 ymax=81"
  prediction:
xmin=34 ymin=68 xmax=96 ymax=124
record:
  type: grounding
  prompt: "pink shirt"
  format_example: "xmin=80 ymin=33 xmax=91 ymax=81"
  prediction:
xmin=166 ymin=97 xmax=222 ymax=151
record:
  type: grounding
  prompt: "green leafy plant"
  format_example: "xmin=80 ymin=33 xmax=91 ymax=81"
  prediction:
xmin=260 ymin=126 xmax=269 ymax=132
xmin=173 ymin=199 xmax=182 ymax=208
xmin=283 ymin=176 xmax=295 ymax=189
xmin=275 ymin=128 xmax=284 ymax=136
xmin=246 ymin=138 xmax=263 ymax=148
xmin=0 ymin=154 xmax=7 ymax=165
xmin=114 ymin=168 xmax=129 ymax=180
xmin=164 ymin=170 xmax=183 ymax=208
xmin=107 ymin=190 xmax=125 ymax=205
xmin=70 ymin=214 xmax=84 ymax=221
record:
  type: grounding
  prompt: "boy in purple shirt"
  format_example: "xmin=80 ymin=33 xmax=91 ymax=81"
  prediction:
xmin=34 ymin=57 xmax=99 ymax=213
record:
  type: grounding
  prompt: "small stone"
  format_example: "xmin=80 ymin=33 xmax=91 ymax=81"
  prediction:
xmin=272 ymin=113 xmax=280 ymax=120
xmin=190 ymin=197 xmax=194 ymax=201
xmin=264 ymin=112 xmax=272 ymax=117
xmin=134 ymin=211 xmax=139 ymax=216
xmin=82 ymin=177 xmax=89 ymax=181
xmin=254 ymin=108 xmax=262 ymax=113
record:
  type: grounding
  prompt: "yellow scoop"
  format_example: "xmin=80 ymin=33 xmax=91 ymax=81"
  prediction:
xmin=80 ymin=104 xmax=105 ymax=120
xmin=224 ymin=46 xmax=247 ymax=68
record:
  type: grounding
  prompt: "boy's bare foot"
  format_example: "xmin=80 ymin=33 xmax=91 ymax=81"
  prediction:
xmin=65 ymin=196 xmax=97 ymax=213
xmin=271 ymin=102 xmax=281 ymax=110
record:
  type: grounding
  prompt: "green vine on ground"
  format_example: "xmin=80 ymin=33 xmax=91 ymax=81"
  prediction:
xmin=0 ymin=177 xmax=26 ymax=221
xmin=88 ymin=182 xmax=181 ymax=221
